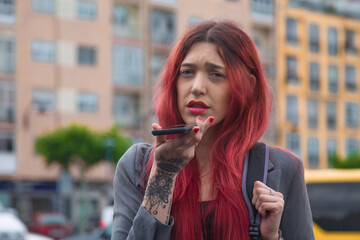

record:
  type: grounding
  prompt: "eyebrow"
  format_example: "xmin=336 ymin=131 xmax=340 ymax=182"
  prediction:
xmin=180 ymin=62 xmax=226 ymax=71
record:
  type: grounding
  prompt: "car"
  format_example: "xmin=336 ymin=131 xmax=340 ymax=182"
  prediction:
xmin=0 ymin=211 xmax=27 ymax=240
xmin=0 ymin=205 xmax=53 ymax=240
xmin=27 ymin=233 xmax=54 ymax=240
xmin=63 ymin=224 xmax=111 ymax=240
xmin=99 ymin=206 xmax=113 ymax=229
xmin=28 ymin=212 xmax=73 ymax=240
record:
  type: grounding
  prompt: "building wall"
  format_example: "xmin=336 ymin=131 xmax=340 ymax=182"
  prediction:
xmin=15 ymin=0 xmax=114 ymax=181
xmin=276 ymin=0 xmax=360 ymax=168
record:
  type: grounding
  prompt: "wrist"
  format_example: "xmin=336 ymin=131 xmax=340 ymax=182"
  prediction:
xmin=263 ymin=229 xmax=282 ymax=240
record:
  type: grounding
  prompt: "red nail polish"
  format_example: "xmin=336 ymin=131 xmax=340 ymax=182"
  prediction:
xmin=197 ymin=115 xmax=202 ymax=121
xmin=193 ymin=128 xmax=200 ymax=133
xmin=209 ymin=117 xmax=214 ymax=123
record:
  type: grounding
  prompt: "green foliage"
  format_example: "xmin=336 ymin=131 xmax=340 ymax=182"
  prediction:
xmin=100 ymin=126 xmax=133 ymax=165
xmin=35 ymin=124 xmax=132 ymax=170
xmin=329 ymin=152 xmax=360 ymax=169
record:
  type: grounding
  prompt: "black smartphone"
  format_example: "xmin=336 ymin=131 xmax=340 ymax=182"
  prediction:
xmin=151 ymin=124 xmax=196 ymax=136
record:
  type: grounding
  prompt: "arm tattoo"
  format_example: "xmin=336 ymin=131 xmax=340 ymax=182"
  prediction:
xmin=155 ymin=154 xmax=186 ymax=173
xmin=145 ymin=170 xmax=175 ymax=217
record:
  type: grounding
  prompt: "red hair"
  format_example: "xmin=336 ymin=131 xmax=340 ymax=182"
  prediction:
xmin=141 ymin=20 xmax=272 ymax=240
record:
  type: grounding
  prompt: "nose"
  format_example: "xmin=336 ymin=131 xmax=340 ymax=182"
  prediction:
xmin=191 ymin=72 xmax=207 ymax=96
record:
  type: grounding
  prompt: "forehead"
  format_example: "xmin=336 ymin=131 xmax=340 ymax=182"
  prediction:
xmin=182 ymin=42 xmax=224 ymax=66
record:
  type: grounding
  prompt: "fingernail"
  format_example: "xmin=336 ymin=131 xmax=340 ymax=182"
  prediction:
xmin=193 ymin=127 xmax=200 ymax=133
xmin=209 ymin=117 xmax=214 ymax=123
xmin=197 ymin=115 xmax=202 ymax=121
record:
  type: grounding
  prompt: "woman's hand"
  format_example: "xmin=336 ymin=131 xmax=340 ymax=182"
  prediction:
xmin=252 ymin=181 xmax=284 ymax=240
xmin=152 ymin=116 xmax=214 ymax=174
xmin=141 ymin=116 xmax=214 ymax=224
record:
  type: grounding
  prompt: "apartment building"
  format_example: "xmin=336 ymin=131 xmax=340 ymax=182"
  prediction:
xmin=250 ymin=0 xmax=277 ymax=145
xmin=0 ymin=0 xmax=254 ymax=226
xmin=276 ymin=0 xmax=360 ymax=168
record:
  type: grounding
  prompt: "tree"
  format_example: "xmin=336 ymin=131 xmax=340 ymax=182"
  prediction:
xmin=101 ymin=125 xmax=133 ymax=165
xmin=35 ymin=124 xmax=104 ymax=170
xmin=35 ymin=123 xmax=133 ymax=233
xmin=329 ymin=152 xmax=360 ymax=169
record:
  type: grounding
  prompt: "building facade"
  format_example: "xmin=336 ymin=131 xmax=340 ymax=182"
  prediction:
xmin=0 ymin=0 xmax=256 ymax=229
xmin=276 ymin=0 xmax=360 ymax=168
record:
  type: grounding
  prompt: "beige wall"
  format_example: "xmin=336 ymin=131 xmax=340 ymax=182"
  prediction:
xmin=15 ymin=0 xmax=114 ymax=181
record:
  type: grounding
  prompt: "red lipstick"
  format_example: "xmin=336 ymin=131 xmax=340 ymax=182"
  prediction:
xmin=187 ymin=100 xmax=209 ymax=114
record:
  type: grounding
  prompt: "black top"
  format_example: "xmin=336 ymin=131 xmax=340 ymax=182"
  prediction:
xmin=201 ymin=201 xmax=215 ymax=240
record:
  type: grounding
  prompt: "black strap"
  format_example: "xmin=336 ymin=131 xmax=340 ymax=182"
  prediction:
xmin=242 ymin=142 xmax=270 ymax=240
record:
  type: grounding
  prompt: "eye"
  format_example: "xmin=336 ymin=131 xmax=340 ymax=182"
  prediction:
xmin=180 ymin=69 xmax=194 ymax=77
xmin=209 ymin=71 xmax=225 ymax=79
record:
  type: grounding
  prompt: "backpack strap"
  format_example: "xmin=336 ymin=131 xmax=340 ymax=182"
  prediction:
xmin=242 ymin=142 xmax=270 ymax=240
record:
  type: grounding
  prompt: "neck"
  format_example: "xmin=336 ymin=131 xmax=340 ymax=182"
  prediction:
xmin=195 ymin=125 xmax=217 ymax=173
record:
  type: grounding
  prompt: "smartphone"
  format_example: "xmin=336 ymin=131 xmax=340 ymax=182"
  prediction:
xmin=151 ymin=124 xmax=196 ymax=136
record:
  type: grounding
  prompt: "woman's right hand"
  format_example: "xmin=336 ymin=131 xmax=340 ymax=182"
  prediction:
xmin=152 ymin=115 xmax=214 ymax=174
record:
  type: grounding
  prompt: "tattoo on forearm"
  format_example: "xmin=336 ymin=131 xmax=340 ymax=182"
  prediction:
xmin=145 ymin=170 xmax=175 ymax=216
xmin=155 ymin=155 xmax=186 ymax=173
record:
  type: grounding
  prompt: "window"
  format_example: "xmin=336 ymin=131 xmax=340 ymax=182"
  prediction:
xmin=328 ymin=65 xmax=338 ymax=93
xmin=32 ymin=40 xmax=56 ymax=63
xmin=346 ymin=102 xmax=359 ymax=128
xmin=307 ymin=182 xmax=360 ymax=231
xmin=328 ymin=27 xmax=338 ymax=56
xmin=309 ymin=62 xmax=319 ymax=91
xmin=0 ymin=130 xmax=14 ymax=153
xmin=251 ymin=0 xmax=274 ymax=16
xmin=346 ymin=138 xmax=359 ymax=155
xmin=114 ymin=94 xmax=140 ymax=127
xmin=307 ymin=99 xmax=318 ymax=129
xmin=345 ymin=65 xmax=356 ymax=91
xmin=32 ymin=0 xmax=55 ymax=13
xmin=286 ymin=56 xmax=298 ymax=84
xmin=151 ymin=55 xmax=166 ymax=85
xmin=326 ymin=102 xmax=336 ymax=130
xmin=0 ymin=35 xmax=15 ymax=73
xmin=76 ymin=1 xmax=97 ymax=20
xmin=151 ymin=0 xmax=177 ymax=4
xmin=286 ymin=18 xmax=297 ymax=44
xmin=76 ymin=92 xmax=98 ymax=112
xmin=308 ymin=137 xmax=319 ymax=168
xmin=286 ymin=95 xmax=298 ymax=125
xmin=33 ymin=89 xmax=55 ymax=112
xmin=286 ymin=132 xmax=300 ymax=157
xmin=345 ymin=30 xmax=357 ymax=54
xmin=113 ymin=5 xmax=140 ymax=39
xmin=113 ymin=45 xmax=143 ymax=85
xmin=327 ymin=139 xmax=337 ymax=162
xmin=78 ymin=46 xmax=96 ymax=65
xmin=151 ymin=9 xmax=175 ymax=44
xmin=0 ymin=81 xmax=15 ymax=122
xmin=309 ymin=24 xmax=319 ymax=53
xmin=113 ymin=5 xmax=130 ymax=26
xmin=0 ymin=0 xmax=15 ymax=24
xmin=188 ymin=16 xmax=203 ymax=27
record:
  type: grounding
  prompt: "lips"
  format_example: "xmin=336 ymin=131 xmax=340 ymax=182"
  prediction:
xmin=187 ymin=100 xmax=209 ymax=114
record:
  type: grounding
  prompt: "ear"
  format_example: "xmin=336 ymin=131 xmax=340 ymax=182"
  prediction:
xmin=249 ymin=74 xmax=256 ymax=91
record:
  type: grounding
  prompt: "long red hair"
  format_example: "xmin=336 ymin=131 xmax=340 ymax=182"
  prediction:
xmin=141 ymin=20 xmax=272 ymax=240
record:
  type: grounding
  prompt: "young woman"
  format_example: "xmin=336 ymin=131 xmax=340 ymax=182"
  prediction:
xmin=112 ymin=20 xmax=314 ymax=240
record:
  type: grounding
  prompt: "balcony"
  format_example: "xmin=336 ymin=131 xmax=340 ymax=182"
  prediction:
xmin=251 ymin=0 xmax=274 ymax=25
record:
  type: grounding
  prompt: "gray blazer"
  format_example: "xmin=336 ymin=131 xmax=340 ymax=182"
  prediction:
xmin=112 ymin=143 xmax=315 ymax=240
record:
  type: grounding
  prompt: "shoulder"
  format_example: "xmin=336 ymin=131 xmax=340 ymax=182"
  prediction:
xmin=269 ymin=146 xmax=304 ymax=174
xmin=115 ymin=143 xmax=152 ymax=184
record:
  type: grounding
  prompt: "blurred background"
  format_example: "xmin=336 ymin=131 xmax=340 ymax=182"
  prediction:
xmin=0 ymin=0 xmax=359 ymax=239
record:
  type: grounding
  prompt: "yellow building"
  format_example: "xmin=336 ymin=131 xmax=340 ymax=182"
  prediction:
xmin=276 ymin=0 xmax=360 ymax=168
